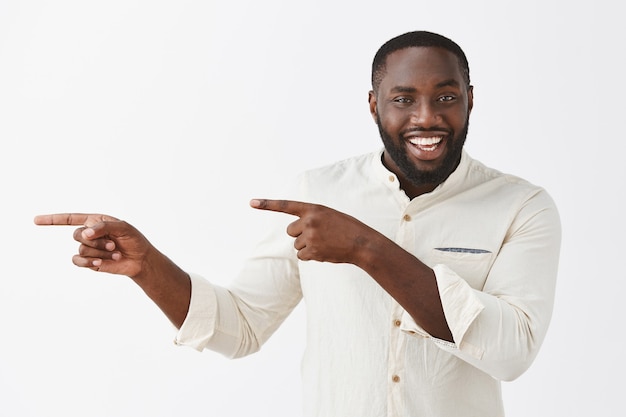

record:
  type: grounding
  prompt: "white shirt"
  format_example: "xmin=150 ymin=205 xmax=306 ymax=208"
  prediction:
xmin=175 ymin=149 xmax=561 ymax=417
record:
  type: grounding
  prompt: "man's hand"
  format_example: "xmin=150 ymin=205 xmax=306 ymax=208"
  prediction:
xmin=34 ymin=213 xmax=152 ymax=278
xmin=35 ymin=212 xmax=192 ymax=327
xmin=250 ymin=199 xmax=376 ymax=264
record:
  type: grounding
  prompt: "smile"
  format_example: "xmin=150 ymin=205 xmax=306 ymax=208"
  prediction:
xmin=408 ymin=136 xmax=443 ymax=152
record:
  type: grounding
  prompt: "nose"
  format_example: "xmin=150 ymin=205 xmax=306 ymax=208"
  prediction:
xmin=410 ymin=100 xmax=440 ymax=127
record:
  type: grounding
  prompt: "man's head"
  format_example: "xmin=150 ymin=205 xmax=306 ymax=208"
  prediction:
xmin=369 ymin=31 xmax=473 ymax=197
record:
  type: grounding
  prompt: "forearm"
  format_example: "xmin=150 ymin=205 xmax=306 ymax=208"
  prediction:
xmin=355 ymin=231 xmax=453 ymax=342
xmin=357 ymin=234 xmax=547 ymax=380
xmin=130 ymin=247 xmax=192 ymax=329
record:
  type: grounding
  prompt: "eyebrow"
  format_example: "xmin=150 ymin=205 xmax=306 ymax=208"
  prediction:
xmin=390 ymin=86 xmax=417 ymax=93
xmin=389 ymin=79 xmax=461 ymax=93
xmin=435 ymin=79 xmax=461 ymax=89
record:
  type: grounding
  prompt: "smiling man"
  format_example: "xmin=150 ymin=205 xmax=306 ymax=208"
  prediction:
xmin=35 ymin=31 xmax=561 ymax=416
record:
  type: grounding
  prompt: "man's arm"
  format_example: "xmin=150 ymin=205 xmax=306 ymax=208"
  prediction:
xmin=249 ymin=199 xmax=453 ymax=342
xmin=34 ymin=214 xmax=191 ymax=328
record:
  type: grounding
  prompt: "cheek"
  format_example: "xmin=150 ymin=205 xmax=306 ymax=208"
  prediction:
xmin=455 ymin=110 xmax=471 ymax=129
xmin=377 ymin=107 xmax=406 ymax=131
xmin=440 ymin=107 xmax=468 ymax=129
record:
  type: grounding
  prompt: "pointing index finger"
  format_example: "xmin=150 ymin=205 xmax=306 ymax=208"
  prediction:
xmin=250 ymin=199 xmax=310 ymax=217
xmin=33 ymin=213 xmax=119 ymax=227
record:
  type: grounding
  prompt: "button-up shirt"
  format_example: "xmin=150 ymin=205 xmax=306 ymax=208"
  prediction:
xmin=175 ymin=149 xmax=561 ymax=417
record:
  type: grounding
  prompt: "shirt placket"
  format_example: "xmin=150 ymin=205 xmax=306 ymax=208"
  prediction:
xmin=386 ymin=207 xmax=415 ymax=417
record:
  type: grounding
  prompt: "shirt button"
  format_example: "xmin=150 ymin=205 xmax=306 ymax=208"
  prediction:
xmin=388 ymin=175 xmax=395 ymax=182
xmin=392 ymin=375 xmax=400 ymax=383
xmin=394 ymin=319 xmax=402 ymax=327
xmin=403 ymin=214 xmax=411 ymax=222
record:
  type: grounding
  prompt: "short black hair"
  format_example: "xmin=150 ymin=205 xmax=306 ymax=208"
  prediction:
xmin=371 ymin=31 xmax=470 ymax=92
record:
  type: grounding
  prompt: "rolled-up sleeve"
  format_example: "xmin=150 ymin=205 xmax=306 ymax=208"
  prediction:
xmin=401 ymin=188 xmax=561 ymax=381
xmin=174 ymin=273 xmax=216 ymax=350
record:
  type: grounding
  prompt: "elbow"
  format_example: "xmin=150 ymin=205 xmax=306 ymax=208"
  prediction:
xmin=476 ymin=344 xmax=538 ymax=381
xmin=489 ymin=302 xmax=551 ymax=381
xmin=492 ymin=359 xmax=533 ymax=382
xmin=188 ymin=326 xmax=263 ymax=360
xmin=487 ymin=331 xmax=543 ymax=382
xmin=229 ymin=337 xmax=262 ymax=359
xmin=223 ymin=322 xmax=263 ymax=359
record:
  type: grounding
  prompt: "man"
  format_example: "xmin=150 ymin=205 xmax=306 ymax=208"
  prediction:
xmin=35 ymin=31 xmax=561 ymax=416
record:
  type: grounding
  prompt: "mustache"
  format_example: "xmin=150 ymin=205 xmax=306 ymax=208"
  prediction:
xmin=400 ymin=127 xmax=453 ymax=136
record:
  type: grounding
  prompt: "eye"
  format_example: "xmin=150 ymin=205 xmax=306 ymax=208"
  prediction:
xmin=437 ymin=95 xmax=456 ymax=103
xmin=392 ymin=97 xmax=413 ymax=104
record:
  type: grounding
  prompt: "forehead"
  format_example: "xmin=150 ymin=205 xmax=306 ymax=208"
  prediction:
xmin=381 ymin=47 xmax=465 ymax=89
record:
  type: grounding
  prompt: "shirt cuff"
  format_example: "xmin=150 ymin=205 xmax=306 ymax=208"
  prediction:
xmin=400 ymin=263 xmax=485 ymax=359
xmin=173 ymin=273 xmax=218 ymax=351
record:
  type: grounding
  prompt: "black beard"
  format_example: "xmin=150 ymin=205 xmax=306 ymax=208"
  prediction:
xmin=377 ymin=118 xmax=469 ymax=188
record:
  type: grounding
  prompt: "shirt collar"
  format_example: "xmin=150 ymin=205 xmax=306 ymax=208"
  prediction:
xmin=372 ymin=148 xmax=471 ymax=199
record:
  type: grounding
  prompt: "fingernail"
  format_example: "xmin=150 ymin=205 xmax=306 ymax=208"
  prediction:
xmin=83 ymin=228 xmax=95 ymax=238
xmin=92 ymin=259 xmax=101 ymax=266
xmin=112 ymin=252 xmax=121 ymax=261
xmin=105 ymin=242 xmax=115 ymax=251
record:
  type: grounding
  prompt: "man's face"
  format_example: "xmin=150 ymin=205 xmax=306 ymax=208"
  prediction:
xmin=369 ymin=47 xmax=473 ymax=193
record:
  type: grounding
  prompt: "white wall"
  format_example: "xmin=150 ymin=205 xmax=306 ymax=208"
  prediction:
xmin=1 ymin=1 xmax=622 ymax=416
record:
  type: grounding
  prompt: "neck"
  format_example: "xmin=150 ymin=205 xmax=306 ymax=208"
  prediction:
xmin=381 ymin=152 xmax=440 ymax=199
xmin=402 ymin=181 xmax=439 ymax=200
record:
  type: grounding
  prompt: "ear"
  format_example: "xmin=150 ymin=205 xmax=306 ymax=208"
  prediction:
xmin=368 ymin=90 xmax=378 ymax=123
xmin=467 ymin=85 xmax=474 ymax=115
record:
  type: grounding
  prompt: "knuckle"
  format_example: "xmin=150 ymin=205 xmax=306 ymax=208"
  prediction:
xmin=302 ymin=216 xmax=317 ymax=228
xmin=73 ymin=227 xmax=85 ymax=241
xmin=309 ymin=247 xmax=321 ymax=258
xmin=278 ymin=200 xmax=290 ymax=211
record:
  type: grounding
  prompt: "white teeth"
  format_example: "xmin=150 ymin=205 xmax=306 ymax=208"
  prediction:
xmin=408 ymin=137 xmax=442 ymax=146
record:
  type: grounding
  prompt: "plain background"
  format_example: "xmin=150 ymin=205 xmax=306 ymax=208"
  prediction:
xmin=1 ymin=0 xmax=623 ymax=416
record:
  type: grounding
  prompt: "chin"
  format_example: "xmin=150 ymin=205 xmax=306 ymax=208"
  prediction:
xmin=377 ymin=118 xmax=469 ymax=187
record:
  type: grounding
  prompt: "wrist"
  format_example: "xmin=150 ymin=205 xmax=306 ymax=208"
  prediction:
xmin=352 ymin=229 xmax=388 ymax=271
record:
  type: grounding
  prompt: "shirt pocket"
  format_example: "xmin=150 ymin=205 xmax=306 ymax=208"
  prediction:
xmin=430 ymin=247 xmax=495 ymax=290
